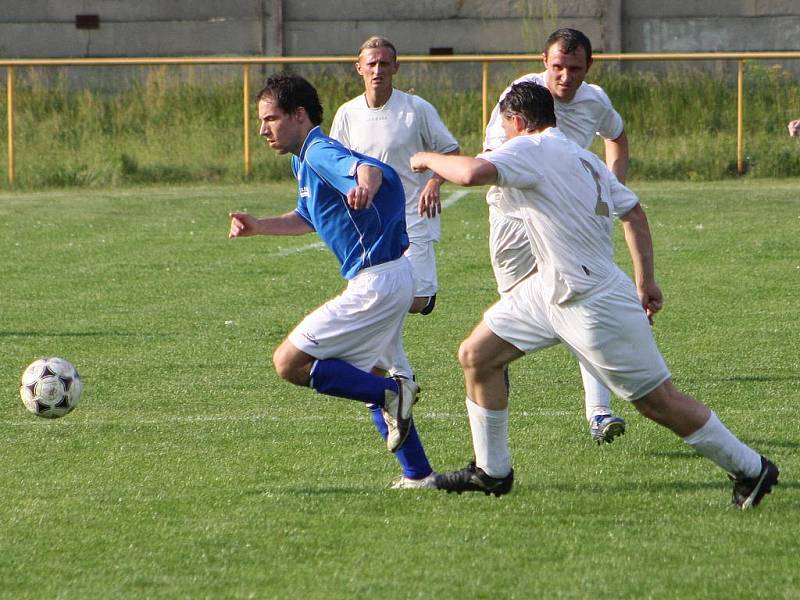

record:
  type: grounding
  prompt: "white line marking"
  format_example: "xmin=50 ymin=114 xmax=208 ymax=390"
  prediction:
xmin=270 ymin=241 xmax=325 ymax=257
xmin=442 ymin=190 xmax=470 ymax=209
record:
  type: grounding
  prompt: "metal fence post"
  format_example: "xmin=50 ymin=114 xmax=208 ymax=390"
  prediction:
xmin=243 ymin=64 xmax=251 ymax=178
xmin=6 ymin=66 xmax=14 ymax=187
xmin=737 ymin=59 xmax=744 ymax=175
xmin=481 ymin=61 xmax=489 ymax=133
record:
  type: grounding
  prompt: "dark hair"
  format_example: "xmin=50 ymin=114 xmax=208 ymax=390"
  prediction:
xmin=499 ymin=82 xmax=556 ymax=131
xmin=544 ymin=28 xmax=592 ymax=62
xmin=256 ymin=73 xmax=323 ymax=126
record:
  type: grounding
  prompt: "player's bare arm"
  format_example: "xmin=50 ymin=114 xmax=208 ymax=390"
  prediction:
xmin=228 ymin=210 xmax=313 ymax=238
xmin=604 ymin=131 xmax=629 ymax=184
xmin=418 ymin=149 xmax=461 ymax=217
xmin=619 ymin=203 xmax=663 ymax=321
xmin=346 ymin=164 xmax=383 ymax=210
xmin=788 ymin=119 xmax=800 ymax=137
xmin=411 ymin=152 xmax=497 ymax=187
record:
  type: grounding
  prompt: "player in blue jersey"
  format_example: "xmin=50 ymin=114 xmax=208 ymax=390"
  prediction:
xmin=228 ymin=73 xmax=426 ymax=467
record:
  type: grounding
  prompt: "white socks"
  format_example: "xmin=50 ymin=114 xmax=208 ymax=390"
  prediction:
xmin=466 ymin=397 xmax=512 ymax=478
xmin=579 ymin=362 xmax=612 ymax=421
xmin=683 ymin=411 xmax=762 ymax=478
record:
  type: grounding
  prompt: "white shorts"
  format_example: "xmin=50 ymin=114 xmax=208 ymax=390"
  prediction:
xmin=488 ymin=204 xmax=536 ymax=294
xmin=405 ymin=238 xmax=438 ymax=297
xmin=483 ymin=270 xmax=670 ymax=401
xmin=288 ymin=257 xmax=414 ymax=373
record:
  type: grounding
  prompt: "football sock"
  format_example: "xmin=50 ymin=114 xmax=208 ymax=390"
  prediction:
xmin=579 ymin=362 xmax=612 ymax=421
xmin=466 ymin=397 xmax=511 ymax=479
xmin=388 ymin=353 xmax=414 ymax=380
xmin=682 ymin=411 xmax=762 ymax=478
xmin=368 ymin=404 xmax=433 ymax=479
xmin=310 ymin=359 xmax=397 ymax=404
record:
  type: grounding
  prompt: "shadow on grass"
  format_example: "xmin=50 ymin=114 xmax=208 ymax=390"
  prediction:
xmin=0 ymin=330 xmax=139 ymax=337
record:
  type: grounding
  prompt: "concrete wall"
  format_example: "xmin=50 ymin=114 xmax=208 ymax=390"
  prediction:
xmin=0 ymin=0 xmax=798 ymax=58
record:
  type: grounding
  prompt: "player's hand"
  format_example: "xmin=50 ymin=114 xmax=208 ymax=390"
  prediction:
xmin=637 ymin=281 xmax=664 ymax=324
xmin=410 ymin=152 xmax=429 ymax=173
xmin=228 ymin=212 xmax=259 ymax=238
xmin=788 ymin=119 xmax=800 ymax=137
xmin=418 ymin=178 xmax=442 ymax=217
xmin=346 ymin=184 xmax=374 ymax=210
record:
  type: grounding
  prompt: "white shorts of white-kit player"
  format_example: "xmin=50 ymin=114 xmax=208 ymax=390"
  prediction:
xmin=405 ymin=238 xmax=438 ymax=298
xmin=484 ymin=268 xmax=671 ymax=401
xmin=288 ymin=257 xmax=414 ymax=373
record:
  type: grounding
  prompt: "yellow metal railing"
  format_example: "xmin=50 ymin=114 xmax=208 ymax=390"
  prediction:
xmin=3 ymin=51 xmax=800 ymax=186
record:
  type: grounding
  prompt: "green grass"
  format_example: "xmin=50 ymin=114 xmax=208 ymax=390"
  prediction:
xmin=2 ymin=62 xmax=800 ymax=189
xmin=0 ymin=180 xmax=798 ymax=598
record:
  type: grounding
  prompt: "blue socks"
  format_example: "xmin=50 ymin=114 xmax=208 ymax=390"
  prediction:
xmin=369 ymin=404 xmax=433 ymax=479
xmin=309 ymin=359 xmax=432 ymax=479
xmin=310 ymin=359 xmax=398 ymax=404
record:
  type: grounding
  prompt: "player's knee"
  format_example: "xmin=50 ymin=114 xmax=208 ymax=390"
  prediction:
xmin=272 ymin=344 xmax=305 ymax=385
xmin=458 ymin=337 xmax=483 ymax=370
xmin=272 ymin=346 xmax=292 ymax=381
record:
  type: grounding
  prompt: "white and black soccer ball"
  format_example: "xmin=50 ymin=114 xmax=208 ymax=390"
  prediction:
xmin=19 ymin=357 xmax=83 ymax=418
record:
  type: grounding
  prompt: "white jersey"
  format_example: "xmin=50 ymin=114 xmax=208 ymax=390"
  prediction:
xmin=483 ymin=72 xmax=623 ymax=151
xmin=479 ymin=127 xmax=639 ymax=305
xmin=483 ymin=73 xmax=624 ymax=294
xmin=330 ymin=89 xmax=459 ymax=242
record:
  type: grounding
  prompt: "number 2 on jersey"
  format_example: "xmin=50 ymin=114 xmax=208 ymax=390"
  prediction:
xmin=579 ymin=158 xmax=609 ymax=217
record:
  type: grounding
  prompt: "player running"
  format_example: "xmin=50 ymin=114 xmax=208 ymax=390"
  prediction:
xmin=410 ymin=81 xmax=779 ymax=509
xmin=229 ymin=74 xmax=419 ymax=462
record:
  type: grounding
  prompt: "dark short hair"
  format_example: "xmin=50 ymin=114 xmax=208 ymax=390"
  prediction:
xmin=544 ymin=28 xmax=592 ymax=62
xmin=256 ymin=74 xmax=324 ymax=126
xmin=499 ymin=81 xmax=557 ymax=131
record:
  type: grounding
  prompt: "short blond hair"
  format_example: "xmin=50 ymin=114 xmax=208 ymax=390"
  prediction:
xmin=357 ymin=36 xmax=397 ymax=60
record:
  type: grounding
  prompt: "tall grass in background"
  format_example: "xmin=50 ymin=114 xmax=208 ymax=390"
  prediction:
xmin=1 ymin=61 xmax=799 ymax=189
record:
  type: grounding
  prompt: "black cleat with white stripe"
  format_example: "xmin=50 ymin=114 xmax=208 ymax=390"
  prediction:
xmin=730 ymin=455 xmax=779 ymax=510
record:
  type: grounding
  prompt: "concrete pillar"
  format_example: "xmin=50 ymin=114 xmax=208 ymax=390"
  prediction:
xmin=606 ymin=0 xmax=623 ymax=53
xmin=263 ymin=0 xmax=283 ymax=56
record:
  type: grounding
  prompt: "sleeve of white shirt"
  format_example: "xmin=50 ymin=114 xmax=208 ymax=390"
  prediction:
xmin=329 ymin=106 xmax=348 ymax=146
xmin=609 ymin=173 xmax=640 ymax=217
xmin=478 ymin=137 xmax=540 ymax=189
xmin=417 ymin=97 xmax=459 ymax=153
xmin=591 ymin=86 xmax=624 ymax=141
xmin=483 ymin=99 xmax=508 ymax=151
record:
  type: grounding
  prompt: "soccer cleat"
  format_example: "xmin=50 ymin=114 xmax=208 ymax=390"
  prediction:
xmin=590 ymin=414 xmax=626 ymax=444
xmin=382 ymin=376 xmax=419 ymax=453
xmin=419 ymin=294 xmax=437 ymax=315
xmin=730 ymin=456 xmax=779 ymax=510
xmin=389 ymin=472 xmax=437 ymax=490
xmin=434 ymin=462 xmax=514 ymax=497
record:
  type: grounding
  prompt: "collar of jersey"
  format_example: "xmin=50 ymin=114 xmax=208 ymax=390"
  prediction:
xmin=297 ymin=126 xmax=325 ymax=161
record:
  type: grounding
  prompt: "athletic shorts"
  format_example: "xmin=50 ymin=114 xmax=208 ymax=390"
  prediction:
xmin=483 ymin=269 xmax=670 ymax=401
xmin=488 ymin=204 xmax=537 ymax=294
xmin=288 ymin=257 xmax=414 ymax=373
xmin=405 ymin=238 xmax=438 ymax=297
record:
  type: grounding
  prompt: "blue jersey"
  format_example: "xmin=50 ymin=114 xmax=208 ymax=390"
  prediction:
xmin=292 ymin=127 xmax=409 ymax=280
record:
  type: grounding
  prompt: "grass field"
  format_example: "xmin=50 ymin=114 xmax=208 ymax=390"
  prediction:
xmin=0 ymin=180 xmax=798 ymax=599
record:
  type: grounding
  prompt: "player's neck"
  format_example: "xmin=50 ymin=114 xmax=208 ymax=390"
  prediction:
xmin=364 ymin=87 xmax=393 ymax=109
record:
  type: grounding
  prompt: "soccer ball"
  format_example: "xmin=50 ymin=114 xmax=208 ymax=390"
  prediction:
xmin=19 ymin=357 xmax=83 ymax=418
